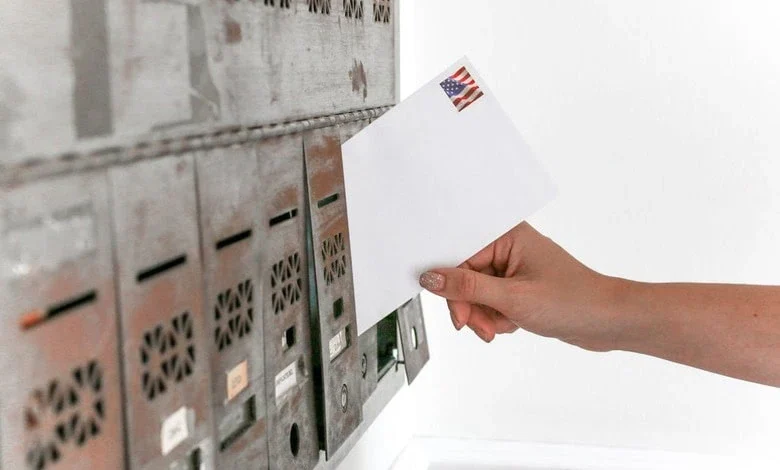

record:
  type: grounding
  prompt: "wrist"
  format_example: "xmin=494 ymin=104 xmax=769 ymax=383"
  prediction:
xmin=598 ymin=276 xmax=657 ymax=353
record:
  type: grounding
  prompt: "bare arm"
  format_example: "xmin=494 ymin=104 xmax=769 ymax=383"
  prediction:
xmin=419 ymin=222 xmax=780 ymax=387
xmin=612 ymin=280 xmax=780 ymax=386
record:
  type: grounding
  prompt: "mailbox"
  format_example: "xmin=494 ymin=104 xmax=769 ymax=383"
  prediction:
xmin=110 ymin=155 xmax=215 ymax=470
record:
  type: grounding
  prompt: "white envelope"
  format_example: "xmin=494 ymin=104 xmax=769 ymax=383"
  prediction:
xmin=342 ymin=57 xmax=556 ymax=335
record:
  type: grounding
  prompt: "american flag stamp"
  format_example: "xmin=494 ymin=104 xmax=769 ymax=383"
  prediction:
xmin=440 ymin=66 xmax=484 ymax=112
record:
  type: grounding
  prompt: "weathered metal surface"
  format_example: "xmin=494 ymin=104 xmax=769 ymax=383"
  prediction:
xmin=2 ymin=0 xmax=403 ymax=467
xmin=397 ymin=295 xmax=430 ymax=384
xmin=108 ymin=0 xmax=223 ymax=137
xmin=303 ymin=126 xmax=362 ymax=458
xmin=195 ymin=146 xmax=269 ymax=469
xmin=357 ymin=325 xmax=379 ymax=404
xmin=1 ymin=0 xmax=395 ymax=168
xmin=256 ymin=135 xmax=320 ymax=470
xmin=0 ymin=172 xmax=124 ymax=470
xmin=109 ymin=155 xmax=215 ymax=470
xmin=0 ymin=107 xmax=392 ymax=188
xmin=215 ymin=0 xmax=395 ymax=128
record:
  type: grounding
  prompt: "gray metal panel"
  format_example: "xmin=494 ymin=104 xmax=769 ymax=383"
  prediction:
xmin=109 ymin=155 xmax=215 ymax=470
xmin=303 ymin=126 xmax=362 ymax=458
xmin=107 ymin=0 xmax=224 ymax=139
xmin=358 ymin=326 xmax=379 ymax=404
xmin=256 ymin=135 xmax=320 ymax=470
xmin=0 ymin=0 xmax=112 ymax=163
xmin=195 ymin=146 xmax=269 ymax=469
xmin=0 ymin=172 xmax=125 ymax=470
xmin=215 ymin=0 xmax=395 ymax=127
xmin=397 ymin=295 xmax=430 ymax=384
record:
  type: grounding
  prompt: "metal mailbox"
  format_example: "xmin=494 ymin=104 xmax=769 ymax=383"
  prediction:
xmin=195 ymin=146 xmax=269 ymax=469
xmin=109 ymin=155 xmax=215 ymax=470
xmin=256 ymin=135 xmax=320 ymax=470
xmin=303 ymin=126 xmax=362 ymax=458
xmin=0 ymin=172 xmax=125 ymax=470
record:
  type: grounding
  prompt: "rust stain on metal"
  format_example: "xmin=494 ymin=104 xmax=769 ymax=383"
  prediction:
xmin=349 ymin=59 xmax=368 ymax=100
xmin=307 ymin=134 xmax=344 ymax=198
xmin=224 ymin=17 xmax=242 ymax=44
xmin=18 ymin=309 xmax=45 ymax=330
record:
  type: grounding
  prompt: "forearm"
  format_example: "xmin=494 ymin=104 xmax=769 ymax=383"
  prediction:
xmin=609 ymin=278 xmax=780 ymax=387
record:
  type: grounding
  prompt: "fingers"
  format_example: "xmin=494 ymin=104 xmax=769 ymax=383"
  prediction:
xmin=446 ymin=299 xmax=518 ymax=342
xmin=419 ymin=268 xmax=510 ymax=312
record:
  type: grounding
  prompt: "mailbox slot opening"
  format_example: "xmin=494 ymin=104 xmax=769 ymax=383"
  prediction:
xmin=376 ymin=311 xmax=398 ymax=379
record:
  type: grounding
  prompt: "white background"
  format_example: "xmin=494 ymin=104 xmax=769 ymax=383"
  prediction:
xmin=339 ymin=1 xmax=780 ymax=468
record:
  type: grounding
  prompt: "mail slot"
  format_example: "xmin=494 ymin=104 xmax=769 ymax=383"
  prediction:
xmin=109 ymin=155 xmax=215 ymax=469
xmin=0 ymin=172 xmax=125 ymax=470
xmin=303 ymin=126 xmax=362 ymax=458
xmin=196 ymin=146 xmax=269 ymax=469
xmin=256 ymin=135 xmax=320 ymax=470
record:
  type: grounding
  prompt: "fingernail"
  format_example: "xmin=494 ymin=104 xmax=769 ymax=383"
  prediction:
xmin=419 ymin=271 xmax=445 ymax=291
xmin=450 ymin=312 xmax=463 ymax=330
xmin=474 ymin=328 xmax=491 ymax=343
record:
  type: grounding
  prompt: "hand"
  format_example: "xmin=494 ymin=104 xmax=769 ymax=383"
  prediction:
xmin=419 ymin=222 xmax=626 ymax=351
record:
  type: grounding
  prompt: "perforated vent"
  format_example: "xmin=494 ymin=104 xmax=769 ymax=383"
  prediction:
xmin=308 ymin=0 xmax=331 ymax=14
xmin=344 ymin=0 xmax=364 ymax=19
xmin=264 ymin=0 xmax=291 ymax=7
xmin=24 ymin=360 xmax=105 ymax=470
xmin=272 ymin=253 xmax=303 ymax=314
xmin=373 ymin=0 xmax=391 ymax=23
xmin=321 ymin=233 xmax=347 ymax=285
xmin=140 ymin=312 xmax=196 ymax=401
xmin=214 ymin=280 xmax=255 ymax=351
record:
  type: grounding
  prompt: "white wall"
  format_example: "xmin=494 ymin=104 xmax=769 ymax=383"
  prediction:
xmin=341 ymin=1 xmax=780 ymax=468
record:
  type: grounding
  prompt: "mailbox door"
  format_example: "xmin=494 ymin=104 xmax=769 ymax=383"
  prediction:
xmin=196 ymin=146 xmax=269 ymax=469
xmin=256 ymin=135 xmax=320 ymax=470
xmin=303 ymin=126 xmax=362 ymax=458
xmin=110 ymin=155 xmax=215 ymax=470
xmin=0 ymin=172 xmax=124 ymax=470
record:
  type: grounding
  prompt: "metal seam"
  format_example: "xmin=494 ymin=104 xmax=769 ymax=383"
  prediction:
xmin=0 ymin=106 xmax=392 ymax=186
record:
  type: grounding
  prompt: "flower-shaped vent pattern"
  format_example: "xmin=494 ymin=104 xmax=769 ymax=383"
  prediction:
xmin=140 ymin=312 xmax=196 ymax=400
xmin=373 ymin=0 xmax=391 ymax=23
xmin=344 ymin=0 xmax=364 ymax=19
xmin=24 ymin=360 xmax=105 ymax=470
xmin=321 ymin=233 xmax=347 ymax=286
xmin=272 ymin=252 xmax=303 ymax=314
xmin=308 ymin=0 xmax=331 ymax=14
xmin=264 ymin=0 xmax=291 ymax=7
xmin=214 ymin=279 xmax=255 ymax=351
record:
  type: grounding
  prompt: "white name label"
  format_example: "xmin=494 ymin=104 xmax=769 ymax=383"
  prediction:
xmin=161 ymin=406 xmax=192 ymax=456
xmin=275 ymin=361 xmax=298 ymax=403
xmin=226 ymin=360 xmax=249 ymax=402
xmin=328 ymin=328 xmax=349 ymax=361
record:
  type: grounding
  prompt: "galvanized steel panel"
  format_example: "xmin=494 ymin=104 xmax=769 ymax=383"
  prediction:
xmin=109 ymin=155 xmax=215 ymax=470
xmin=215 ymin=0 xmax=395 ymax=127
xmin=195 ymin=145 xmax=270 ymax=469
xmin=0 ymin=172 xmax=124 ymax=470
xmin=303 ymin=126 xmax=362 ymax=458
xmin=256 ymin=135 xmax=320 ymax=470
xmin=0 ymin=0 xmax=112 ymax=163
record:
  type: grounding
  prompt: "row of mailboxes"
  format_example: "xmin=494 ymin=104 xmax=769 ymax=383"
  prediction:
xmin=0 ymin=121 xmax=429 ymax=470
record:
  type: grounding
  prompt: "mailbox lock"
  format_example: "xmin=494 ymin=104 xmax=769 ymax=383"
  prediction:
xmin=340 ymin=384 xmax=348 ymax=412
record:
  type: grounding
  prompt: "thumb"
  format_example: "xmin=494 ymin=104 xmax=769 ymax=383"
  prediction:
xmin=419 ymin=268 xmax=510 ymax=311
